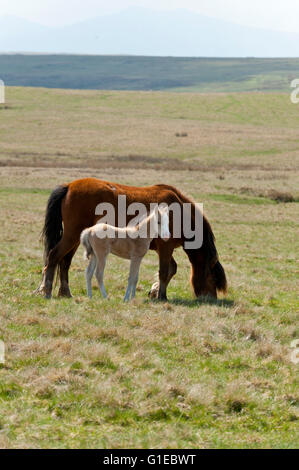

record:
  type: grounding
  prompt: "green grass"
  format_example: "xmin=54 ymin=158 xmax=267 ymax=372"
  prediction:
xmin=207 ymin=194 xmax=275 ymax=205
xmin=0 ymin=87 xmax=298 ymax=448
xmin=0 ymin=184 xmax=298 ymax=449
xmin=1 ymin=55 xmax=299 ymax=92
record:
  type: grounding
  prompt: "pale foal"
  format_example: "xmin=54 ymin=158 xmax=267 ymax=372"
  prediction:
xmin=80 ymin=205 xmax=170 ymax=301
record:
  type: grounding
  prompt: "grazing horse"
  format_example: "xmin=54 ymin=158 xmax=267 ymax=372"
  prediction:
xmin=37 ymin=177 xmax=227 ymax=300
xmin=80 ymin=205 xmax=170 ymax=301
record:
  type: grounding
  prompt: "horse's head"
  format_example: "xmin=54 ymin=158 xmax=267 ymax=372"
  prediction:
xmin=187 ymin=249 xmax=227 ymax=299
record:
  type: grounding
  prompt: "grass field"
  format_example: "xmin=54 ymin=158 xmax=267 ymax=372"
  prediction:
xmin=1 ymin=55 xmax=299 ymax=92
xmin=0 ymin=87 xmax=298 ymax=448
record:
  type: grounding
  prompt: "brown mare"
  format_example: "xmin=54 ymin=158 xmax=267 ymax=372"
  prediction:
xmin=37 ymin=177 xmax=227 ymax=300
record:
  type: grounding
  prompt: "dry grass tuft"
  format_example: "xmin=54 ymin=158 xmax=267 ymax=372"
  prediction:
xmin=224 ymin=382 xmax=252 ymax=414
xmin=239 ymin=187 xmax=296 ymax=203
xmin=175 ymin=132 xmax=188 ymax=138
xmin=240 ymin=321 xmax=263 ymax=342
xmin=257 ymin=341 xmax=288 ymax=363
xmin=32 ymin=368 xmax=83 ymax=398
xmin=266 ymin=189 xmax=295 ymax=203
xmin=187 ymin=384 xmax=215 ymax=407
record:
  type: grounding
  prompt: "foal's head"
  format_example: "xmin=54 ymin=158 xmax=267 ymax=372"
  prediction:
xmin=136 ymin=205 xmax=170 ymax=241
xmin=153 ymin=204 xmax=170 ymax=241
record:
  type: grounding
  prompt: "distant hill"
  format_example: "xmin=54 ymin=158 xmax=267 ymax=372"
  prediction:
xmin=1 ymin=8 xmax=299 ymax=57
xmin=0 ymin=55 xmax=299 ymax=92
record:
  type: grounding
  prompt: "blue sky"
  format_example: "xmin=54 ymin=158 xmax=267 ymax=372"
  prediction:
xmin=1 ymin=0 xmax=299 ymax=33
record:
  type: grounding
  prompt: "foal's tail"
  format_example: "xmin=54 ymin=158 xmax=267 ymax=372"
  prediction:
xmin=41 ymin=184 xmax=69 ymax=261
xmin=80 ymin=229 xmax=93 ymax=260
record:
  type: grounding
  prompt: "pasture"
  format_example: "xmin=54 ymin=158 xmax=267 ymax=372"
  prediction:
xmin=0 ymin=87 xmax=298 ymax=448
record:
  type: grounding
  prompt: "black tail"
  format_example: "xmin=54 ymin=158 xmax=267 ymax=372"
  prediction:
xmin=41 ymin=185 xmax=68 ymax=261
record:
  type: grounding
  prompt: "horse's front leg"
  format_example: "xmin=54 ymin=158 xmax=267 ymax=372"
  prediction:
xmin=158 ymin=257 xmax=170 ymax=301
xmin=149 ymin=246 xmax=176 ymax=301
xmin=34 ymin=266 xmax=47 ymax=295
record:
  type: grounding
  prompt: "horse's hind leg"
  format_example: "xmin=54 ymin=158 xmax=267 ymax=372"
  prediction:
xmin=58 ymin=244 xmax=79 ymax=298
xmin=44 ymin=235 xmax=78 ymax=299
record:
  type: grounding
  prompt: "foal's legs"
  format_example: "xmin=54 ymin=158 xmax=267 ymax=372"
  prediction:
xmin=130 ymin=257 xmax=142 ymax=300
xmin=85 ymin=254 xmax=97 ymax=298
xmin=124 ymin=257 xmax=142 ymax=302
xmin=94 ymin=254 xmax=108 ymax=299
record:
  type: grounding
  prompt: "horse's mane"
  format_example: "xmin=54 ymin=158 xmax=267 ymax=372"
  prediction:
xmin=156 ymin=183 xmax=216 ymax=251
xmin=155 ymin=184 xmax=227 ymax=293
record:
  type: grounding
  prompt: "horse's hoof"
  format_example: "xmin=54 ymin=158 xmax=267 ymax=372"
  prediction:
xmin=33 ymin=285 xmax=45 ymax=296
xmin=58 ymin=289 xmax=73 ymax=298
xmin=148 ymin=281 xmax=159 ymax=299
xmin=148 ymin=291 xmax=158 ymax=300
xmin=44 ymin=293 xmax=52 ymax=299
